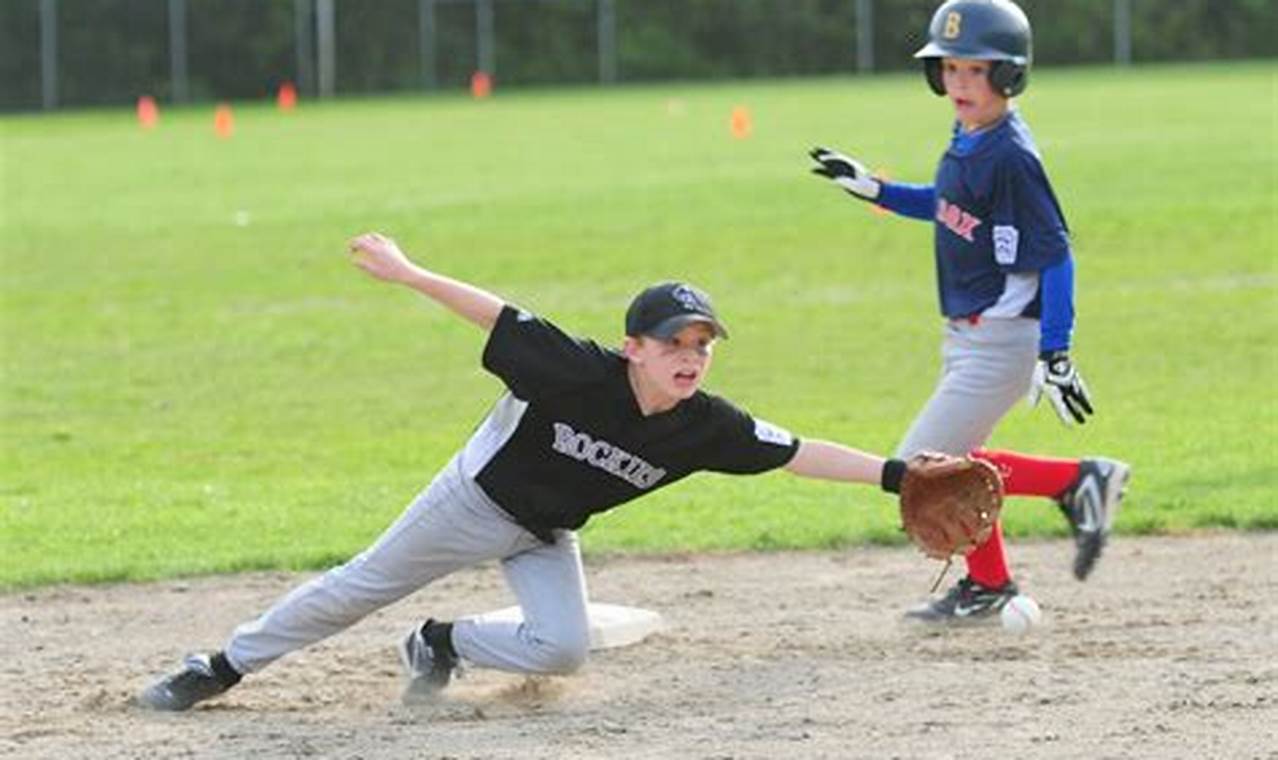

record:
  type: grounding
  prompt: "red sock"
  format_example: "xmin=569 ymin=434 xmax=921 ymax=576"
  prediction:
xmin=962 ymin=449 xmax=1082 ymax=588
xmin=965 ymin=520 xmax=1010 ymax=588
xmin=972 ymin=448 xmax=1080 ymax=499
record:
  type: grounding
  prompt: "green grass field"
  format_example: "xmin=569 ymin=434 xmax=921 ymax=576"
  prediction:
xmin=2 ymin=62 xmax=1275 ymax=589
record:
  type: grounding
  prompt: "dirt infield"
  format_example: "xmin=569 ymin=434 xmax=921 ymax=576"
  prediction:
xmin=3 ymin=533 xmax=1276 ymax=759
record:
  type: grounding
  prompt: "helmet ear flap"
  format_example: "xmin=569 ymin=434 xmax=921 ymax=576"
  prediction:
xmin=923 ymin=58 xmax=946 ymax=96
xmin=989 ymin=61 xmax=1028 ymax=97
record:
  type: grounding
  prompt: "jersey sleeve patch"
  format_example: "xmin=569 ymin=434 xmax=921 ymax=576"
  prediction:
xmin=753 ymin=418 xmax=794 ymax=447
xmin=993 ymin=224 xmax=1020 ymax=265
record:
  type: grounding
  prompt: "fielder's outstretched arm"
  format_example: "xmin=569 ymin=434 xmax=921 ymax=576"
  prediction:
xmin=784 ymin=439 xmax=895 ymax=487
xmin=348 ymin=232 xmax=505 ymax=331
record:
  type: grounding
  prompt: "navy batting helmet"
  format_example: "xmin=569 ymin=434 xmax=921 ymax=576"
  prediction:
xmin=914 ymin=0 xmax=1032 ymax=98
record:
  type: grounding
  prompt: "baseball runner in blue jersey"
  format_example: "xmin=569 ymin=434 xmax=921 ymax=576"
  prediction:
xmin=139 ymin=231 xmax=921 ymax=711
xmin=809 ymin=0 xmax=1130 ymax=622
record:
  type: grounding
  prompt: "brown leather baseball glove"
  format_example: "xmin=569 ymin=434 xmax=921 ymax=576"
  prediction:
xmin=899 ymin=452 xmax=1004 ymax=559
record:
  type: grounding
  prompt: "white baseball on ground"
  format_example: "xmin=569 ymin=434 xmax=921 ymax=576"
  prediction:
xmin=1000 ymin=594 xmax=1042 ymax=634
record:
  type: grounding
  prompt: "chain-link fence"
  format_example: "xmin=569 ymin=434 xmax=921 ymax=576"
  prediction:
xmin=2 ymin=0 xmax=1274 ymax=111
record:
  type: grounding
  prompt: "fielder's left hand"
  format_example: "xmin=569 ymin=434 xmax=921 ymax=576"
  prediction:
xmin=348 ymin=232 xmax=419 ymax=284
xmin=1029 ymin=351 xmax=1094 ymax=426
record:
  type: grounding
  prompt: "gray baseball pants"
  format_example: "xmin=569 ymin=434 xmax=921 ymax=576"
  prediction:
xmin=223 ymin=454 xmax=591 ymax=677
xmin=896 ymin=317 xmax=1039 ymax=458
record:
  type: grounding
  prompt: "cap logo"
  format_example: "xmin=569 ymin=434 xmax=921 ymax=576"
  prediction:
xmin=943 ymin=10 xmax=962 ymax=39
xmin=672 ymin=284 xmax=709 ymax=314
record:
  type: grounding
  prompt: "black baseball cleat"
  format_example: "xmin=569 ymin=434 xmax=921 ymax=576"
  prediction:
xmin=904 ymin=576 xmax=1019 ymax=624
xmin=398 ymin=618 xmax=459 ymax=701
xmin=137 ymin=651 xmax=242 ymax=711
xmin=1058 ymin=457 xmax=1131 ymax=581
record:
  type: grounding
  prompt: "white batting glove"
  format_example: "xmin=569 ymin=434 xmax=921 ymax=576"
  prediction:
xmin=809 ymin=146 xmax=881 ymax=202
xmin=1029 ymin=351 xmax=1095 ymax=426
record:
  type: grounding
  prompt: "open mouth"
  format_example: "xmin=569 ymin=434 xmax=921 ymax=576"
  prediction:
xmin=673 ymin=369 xmax=699 ymax=386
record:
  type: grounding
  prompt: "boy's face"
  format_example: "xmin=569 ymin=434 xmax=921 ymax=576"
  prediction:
xmin=942 ymin=57 xmax=1009 ymax=131
xmin=624 ymin=322 xmax=717 ymax=401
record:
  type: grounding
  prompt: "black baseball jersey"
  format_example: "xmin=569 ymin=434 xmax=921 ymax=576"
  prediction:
xmin=458 ymin=305 xmax=800 ymax=539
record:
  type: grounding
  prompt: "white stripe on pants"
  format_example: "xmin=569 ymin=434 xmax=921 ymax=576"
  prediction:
xmin=896 ymin=317 xmax=1038 ymax=458
xmin=223 ymin=454 xmax=590 ymax=677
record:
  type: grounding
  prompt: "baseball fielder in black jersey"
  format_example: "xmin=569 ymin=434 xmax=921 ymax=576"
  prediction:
xmin=138 ymin=232 xmax=909 ymax=711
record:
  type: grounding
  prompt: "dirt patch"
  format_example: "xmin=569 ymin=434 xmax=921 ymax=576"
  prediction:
xmin=3 ymin=534 xmax=1276 ymax=759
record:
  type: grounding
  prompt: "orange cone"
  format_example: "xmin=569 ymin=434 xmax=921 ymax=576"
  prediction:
xmin=730 ymin=105 xmax=752 ymax=140
xmin=470 ymin=71 xmax=492 ymax=99
xmin=213 ymin=103 xmax=235 ymax=139
xmin=136 ymin=95 xmax=159 ymax=129
xmin=277 ymin=81 xmax=297 ymax=112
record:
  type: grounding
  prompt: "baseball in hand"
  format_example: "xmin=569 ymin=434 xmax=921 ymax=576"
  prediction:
xmin=1000 ymin=594 xmax=1042 ymax=634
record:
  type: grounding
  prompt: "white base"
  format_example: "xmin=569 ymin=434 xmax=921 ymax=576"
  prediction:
xmin=484 ymin=603 xmax=665 ymax=651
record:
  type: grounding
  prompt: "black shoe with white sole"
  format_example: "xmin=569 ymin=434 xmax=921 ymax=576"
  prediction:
xmin=904 ymin=576 xmax=1019 ymax=624
xmin=398 ymin=618 xmax=459 ymax=700
xmin=137 ymin=651 xmax=241 ymax=711
xmin=1059 ymin=457 xmax=1131 ymax=580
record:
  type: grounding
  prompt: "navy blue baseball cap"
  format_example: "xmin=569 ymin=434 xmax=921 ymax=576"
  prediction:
xmin=625 ymin=282 xmax=729 ymax=340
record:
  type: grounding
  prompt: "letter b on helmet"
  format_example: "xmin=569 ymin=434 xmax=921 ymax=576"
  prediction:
xmin=914 ymin=0 xmax=1032 ymax=97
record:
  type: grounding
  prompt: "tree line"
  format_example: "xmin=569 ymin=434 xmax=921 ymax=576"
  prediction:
xmin=1 ymin=0 xmax=1273 ymax=110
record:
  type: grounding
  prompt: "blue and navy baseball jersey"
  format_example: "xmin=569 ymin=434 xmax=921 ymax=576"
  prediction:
xmin=933 ymin=110 xmax=1071 ymax=319
xmin=875 ymin=110 xmax=1075 ymax=351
